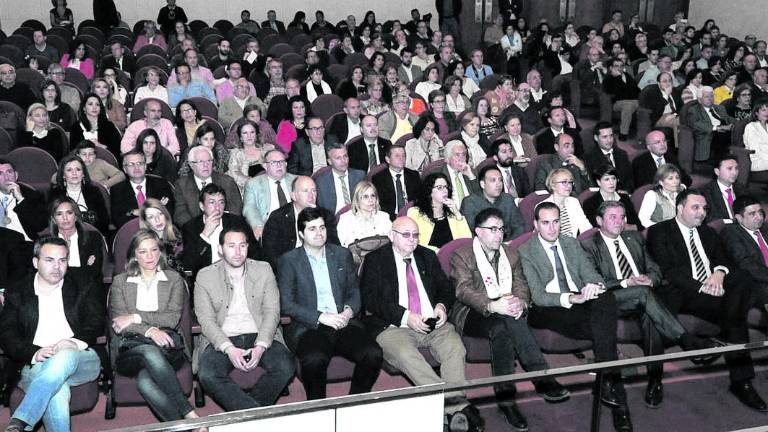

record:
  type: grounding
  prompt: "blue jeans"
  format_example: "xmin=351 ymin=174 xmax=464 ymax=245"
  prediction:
xmin=14 ymin=348 xmax=100 ymax=432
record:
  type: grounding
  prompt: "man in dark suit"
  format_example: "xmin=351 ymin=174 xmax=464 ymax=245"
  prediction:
xmin=326 ymin=97 xmax=362 ymax=144
xmin=574 ymin=47 xmax=608 ymax=107
xmin=182 ymin=184 xmax=259 ymax=280
xmin=261 ymin=10 xmax=286 ymax=34
xmin=287 ymin=117 xmax=340 ymax=176
xmin=266 ymin=77 xmax=302 ymax=129
xmin=111 ymin=150 xmax=175 ymax=228
xmin=646 ymin=189 xmax=766 ymax=411
xmin=440 ymin=140 xmax=481 ymax=208
xmin=723 ymin=195 xmax=768 ymax=308
xmin=686 ymin=87 xmax=734 ymax=163
xmin=101 ymin=40 xmax=136 ymax=78
xmin=278 ymin=207 xmax=382 ymax=400
xmin=0 ymin=158 xmax=47 ymax=241
xmin=519 ymin=201 xmax=630 ymax=428
xmin=535 ymin=107 xmax=584 ymax=156
xmin=0 ymin=228 xmax=31 ymax=304
xmin=315 ymin=143 xmax=365 ymax=214
xmin=534 ymin=133 xmax=591 ymax=195
xmin=584 ymin=121 xmax=634 ymax=192
xmin=632 ymin=130 xmax=692 ymax=188
xmin=701 ymin=154 xmax=740 ymax=222
xmin=360 ymin=216 xmax=485 ymax=431
xmin=347 ymin=115 xmax=392 ymax=172
xmin=491 ymin=138 xmax=531 ymax=198
xmin=371 ymin=145 xmax=421 ymax=220
xmin=173 ymin=146 xmax=242 ymax=226
xmin=0 ymin=237 xmax=104 ymax=432
xmin=583 ymin=200 xmax=719 ymax=408
xmin=261 ymin=176 xmax=339 ymax=270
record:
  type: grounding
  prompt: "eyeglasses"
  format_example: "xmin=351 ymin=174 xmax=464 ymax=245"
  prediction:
xmin=123 ymin=162 xmax=146 ymax=168
xmin=0 ymin=71 xmax=15 ymax=76
xmin=190 ymin=160 xmax=214 ymax=165
xmin=307 ymin=126 xmax=325 ymax=131
xmin=554 ymin=180 xmax=574 ymax=185
xmin=433 ymin=184 xmax=449 ymax=191
xmin=393 ymin=230 xmax=420 ymax=239
xmin=265 ymin=159 xmax=287 ymax=166
xmin=477 ymin=226 xmax=505 ymax=234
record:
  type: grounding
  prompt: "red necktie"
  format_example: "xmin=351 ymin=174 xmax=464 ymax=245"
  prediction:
xmin=404 ymin=258 xmax=421 ymax=315
xmin=755 ymin=231 xmax=768 ymax=267
xmin=725 ymin=188 xmax=734 ymax=213
xmin=136 ymin=185 xmax=146 ymax=206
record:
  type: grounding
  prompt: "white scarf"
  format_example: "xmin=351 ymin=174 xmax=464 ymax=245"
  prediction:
xmin=473 ymin=237 xmax=512 ymax=299
xmin=306 ymin=80 xmax=332 ymax=103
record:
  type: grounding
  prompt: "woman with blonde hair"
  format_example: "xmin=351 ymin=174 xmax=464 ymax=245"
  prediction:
xmin=542 ymin=168 xmax=592 ymax=237
xmin=337 ymin=181 xmax=392 ymax=247
xmin=20 ymin=103 xmax=68 ymax=161
xmin=638 ymin=163 xmax=685 ymax=227
xmin=139 ymin=198 xmax=183 ymax=274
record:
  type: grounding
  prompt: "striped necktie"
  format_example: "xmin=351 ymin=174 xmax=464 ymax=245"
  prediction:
xmin=614 ymin=239 xmax=633 ymax=279
xmin=559 ymin=204 xmax=572 ymax=237
xmin=689 ymin=229 xmax=708 ymax=282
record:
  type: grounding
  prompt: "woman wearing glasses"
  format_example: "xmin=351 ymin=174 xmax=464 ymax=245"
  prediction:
xmin=407 ymin=172 xmax=471 ymax=251
xmin=337 ymin=181 xmax=392 ymax=247
xmin=542 ymin=168 xmax=592 ymax=237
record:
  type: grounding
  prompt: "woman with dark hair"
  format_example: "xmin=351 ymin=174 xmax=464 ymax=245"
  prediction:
xmin=442 ymin=75 xmax=471 ymax=114
xmin=48 ymin=196 xmax=105 ymax=284
xmin=415 ymin=65 xmax=442 ymax=102
xmin=178 ymin=123 xmax=229 ymax=178
xmin=336 ymin=65 xmax=367 ymax=100
xmin=405 ymin=113 xmax=444 ymax=171
xmin=407 ymin=172 xmax=471 ymax=251
xmin=20 ymin=103 xmax=69 ymax=161
xmin=473 ymin=97 xmax=500 ymax=141
xmin=638 ymin=163 xmax=685 ymax=227
xmin=425 ymin=90 xmax=458 ymax=141
xmin=48 ymin=154 xmax=110 ymax=233
xmin=332 ymin=33 xmax=357 ymax=64
xmin=723 ymin=84 xmax=753 ymax=121
xmin=300 ymin=65 xmax=332 ymax=103
xmin=174 ymin=98 xmax=206 ymax=155
xmin=275 ymin=96 xmax=308 ymax=154
xmin=698 ymin=19 xmax=716 ymax=37
xmin=445 ymin=61 xmax=480 ymax=98
xmin=92 ymin=77 xmax=127 ymax=132
xmin=60 ymin=38 xmax=95 ymax=80
xmin=703 ymin=56 xmax=725 ymax=86
xmin=582 ymin=165 xmax=641 ymax=229
xmin=498 ymin=113 xmax=536 ymax=165
xmin=724 ymin=44 xmax=747 ymax=74
xmin=70 ymin=93 xmax=123 ymax=158
xmin=109 ymin=229 xmax=204 ymax=425
xmin=228 ymin=120 xmax=275 ymax=189
xmin=50 ymin=0 xmax=74 ymax=30
xmin=362 ymin=11 xmax=377 ymax=32
xmin=168 ymin=20 xmax=193 ymax=50
xmin=713 ymin=71 xmax=739 ymax=105
xmin=354 ymin=25 xmax=372 ymax=52
xmin=40 ymin=79 xmax=76 ymax=132
xmin=139 ymin=199 xmax=183 ymax=274
xmin=134 ymin=128 xmax=178 ymax=182
xmin=515 ymin=17 xmax=530 ymax=41
xmin=714 ymin=35 xmax=730 ymax=58
xmin=367 ymin=52 xmax=386 ymax=75
xmin=383 ymin=63 xmax=401 ymax=92
xmin=288 ymin=11 xmax=310 ymax=34
xmin=743 ymin=101 xmax=768 ymax=174
xmin=102 ymin=67 xmax=129 ymax=106
xmin=224 ymin=105 xmax=277 ymax=149
xmin=459 ymin=113 xmax=488 ymax=169
xmin=680 ymin=68 xmax=704 ymax=104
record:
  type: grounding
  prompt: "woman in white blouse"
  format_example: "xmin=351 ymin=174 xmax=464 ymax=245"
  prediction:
xmin=638 ymin=164 xmax=685 ymax=227
xmin=134 ymin=67 xmax=168 ymax=105
xmin=405 ymin=114 xmax=444 ymax=171
xmin=459 ymin=113 xmax=488 ymax=169
xmin=48 ymin=196 xmax=104 ymax=285
xmin=109 ymin=229 xmax=205 ymax=426
xmin=415 ymin=65 xmax=442 ymax=102
xmin=680 ymin=69 xmax=705 ymax=104
xmin=744 ymin=102 xmax=768 ymax=173
xmin=443 ymin=75 xmax=470 ymax=114
xmin=337 ymin=181 xmax=392 ymax=247
xmin=543 ymin=168 xmax=592 ymax=237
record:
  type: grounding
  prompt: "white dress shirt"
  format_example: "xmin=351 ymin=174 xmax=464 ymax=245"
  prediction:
xmin=59 ymin=231 xmax=81 ymax=267
xmin=268 ymin=176 xmax=292 ymax=214
xmin=346 ymin=117 xmax=361 ymax=143
xmin=674 ymin=218 xmax=728 ymax=284
xmin=130 ymin=178 xmax=147 ymax=201
xmin=599 ymin=233 xmax=640 ymax=287
xmin=537 ymin=236 xmax=579 ymax=308
xmin=32 ymin=274 xmax=86 ymax=352
xmin=716 ymin=180 xmax=735 ymax=219
xmin=393 ymin=248 xmax=435 ymax=325
xmin=332 ymin=170 xmax=351 ymax=212
xmin=127 ymin=270 xmax=168 ymax=312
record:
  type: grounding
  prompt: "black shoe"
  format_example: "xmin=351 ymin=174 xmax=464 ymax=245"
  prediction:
xmin=499 ymin=404 xmax=528 ymax=432
xmin=612 ymin=406 xmax=633 ymax=432
xmin=534 ymin=378 xmax=570 ymax=403
xmin=460 ymin=405 xmax=485 ymax=432
xmin=644 ymin=378 xmax=663 ymax=408
xmin=730 ymin=381 xmax=768 ymax=412
xmin=688 ymin=337 xmax=725 ymax=365
xmin=599 ymin=378 xmax=626 ymax=407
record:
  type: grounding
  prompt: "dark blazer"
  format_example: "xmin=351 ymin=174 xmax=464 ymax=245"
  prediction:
xmin=347 ymin=137 xmax=392 ymax=172
xmin=371 ymin=167 xmax=422 ymax=220
xmin=582 ymin=191 xmax=642 ymax=229
xmin=631 ymin=150 xmax=692 ymax=188
xmin=181 ymin=213 xmax=259 ymax=279
xmin=63 ymin=225 xmax=105 ymax=285
xmin=584 ymin=146 xmax=635 ymax=192
xmin=315 ymin=168 xmax=366 ymax=214
xmin=647 ymin=218 xmax=732 ymax=294
xmin=70 ymin=121 xmax=122 ymax=159
xmin=533 ymin=154 xmax=591 ymax=195
xmin=278 ymin=244 xmax=360 ymax=349
xmin=100 ymin=55 xmax=136 ymax=77
xmin=261 ymin=203 xmax=339 ymax=270
xmin=701 ymin=180 xmax=737 ymax=222
xmin=721 ymin=223 xmax=768 ymax=285
xmin=287 ymin=135 xmax=340 ymax=176
xmin=9 ymin=184 xmax=48 ymax=240
xmin=535 ymin=127 xmax=584 ymax=156
xmin=172 ymin=173 xmax=242 ymax=227
xmin=638 ymin=84 xmax=683 ymax=126
xmin=47 ymin=183 xmax=110 ymax=233
xmin=0 ymin=273 xmax=104 ymax=364
xmin=0 ymin=228 xmax=31 ymax=289
xmin=582 ymin=230 xmax=662 ymax=290
xmin=327 ymin=114 xmax=357 ymax=143
xmin=439 ymin=165 xmax=482 ymax=197
xmin=501 ymin=104 xmax=545 ymax=135
xmin=110 ymin=176 xmax=175 ymax=228
xmin=261 ymin=20 xmax=287 ymax=34
xmin=360 ymin=245 xmax=454 ymax=337
xmin=499 ymin=163 xmax=532 ymax=197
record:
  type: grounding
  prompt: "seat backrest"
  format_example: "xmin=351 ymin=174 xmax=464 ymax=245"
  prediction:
xmin=518 ymin=191 xmax=551 ymax=232
xmin=577 ymin=188 xmax=598 ymax=205
xmin=334 ymin=204 xmax=352 ymax=225
xmin=394 ymin=133 xmax=414 ymax=148
xmin=576 ymin=227 xmax=599 ymax=241
xmin=367 ymin=163 xmax=388 ymax=181
xmin=311 ymin=165 xmax=332 ymax=180
xmin=421 ymin=159 xmax=446 ymax=179
xmin=506 ymin=231 xmax=534 ymax=249
xmin=311 ymin=94 xmax=344 ymax=124
xmin=188 ymin=96 xmax=218 ymax=121
xmin=6 ymin=147 xmax=58 ymax=188
xmin=112 ymin=218 xmax=141 ymax=274
xmin=731 ymin=119 xmax=749 ymax=148
xmin=631 ymin=184 xmax=654 ymax=214
xmin=437 ymin=238 xmax=473 ymax=275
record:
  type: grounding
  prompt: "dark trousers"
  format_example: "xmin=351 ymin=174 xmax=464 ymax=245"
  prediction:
xmin=115 ymin=344 xmax=192 ymax=421
xmin=528 ymin=292 xmax=619 ymax=365
xmin=656 ymin=273 xmax=755 ymax=383
xmin=464 ymin=310 xmax=548 ymax=401
xmin=294 ymin=320 xmax=383 ymax=400
xmin=198 ymin=333 xmax=296 ymax=412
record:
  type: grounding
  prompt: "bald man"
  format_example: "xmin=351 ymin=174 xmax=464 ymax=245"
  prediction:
xmin=632 ymin=130 xmax=692 ymax=188
xmin=685 ymin=86 xmax=734 ymax=163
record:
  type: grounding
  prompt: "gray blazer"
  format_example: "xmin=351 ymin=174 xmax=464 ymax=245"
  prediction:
xmin=243 ymin=172 xmax=297 ymax=228
xmin=173 ymin=172 xmax=243 ymax=227
xmin=581 ymin=230 xmax=662 ymax=290
xmin=397 ymin=64 xmax=423 ymax=85
xmin=193 ymin=259 xmax=284 ymax=372
xmin=218 ymin=95 xmax=266 ymax=130
xmin=519 ymin=234 xmax=605 ymax=308
xmin=378 ymin=110 xmax=419 ymax=140
xmin=315 ymin=168 xmax=366 ymax=214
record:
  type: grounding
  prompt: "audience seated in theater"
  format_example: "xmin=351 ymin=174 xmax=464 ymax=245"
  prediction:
xmin=69 ymin=94 xmax=123 ymax=159
xmin=526 ymin=69 xmax=549 ymax=108
xmin=335 ymin=66 xmax=367 ymax=101
xmin=584 ymin=121 xmax=634 ymax=192
xmin=473 ymin=97 xmax=501 ymax=142
xmin=0 ymin=237 xmax=104 ymax=432
xmin=207 ymin=38 xmax=234 ymax=72
xmin=91 ymin=78 xmax=127 ymax=133
xmin=722 ymin=195 xmax=768 ymax=308
xmin=0 ymin=227 xmax=31 ymax=302
xmin=686 ymin=86 xmax=734 ymax=163
xmin=133 ymin=67 xmax=169 ymax=106
xmin=534 ymin=107 xmax=583 ymax=156
xmin=440 ymin=140 xmax=480 ymax=208
xmin=638 ymin=163 xmax=685 ymax=228
xmin=407 ymin=172 xmax=471 ymax=251
xmin=743 ymin=101 xmax=768 ymax=174
xmin=101 ymin=41 xmax=135 ymax=78
xmin=287 ymin=117 xmax=338 ymax=176
xmin=111 ymin=150 xmax=175 ymax=229
xmin=132 ymin=129 xmax=177 ymax=183
xmin=337 ymin=181 xmax=392 ymax=247
xmin=18 ymin=104 xmax=68 ymax=162
xmin=397 ymin=48 xmax=423 ymax=86
xmin=602 ymin=57 xmax=639 ymax=141
xmin=464 ymin=48 xmax=494 ymax=86
xmin=224 ymin=105 xmax=276 ymax=150
xmin=168 ymin=48 xmax=214 ymax=89
xmin=182 ymin=183 xmax=258 ymax=281
xmin=194 ymin=225 xmax=295 ymax=412
xmin=275 ymin=96 xmax=309 ymax=155
xmin=47 ymin=196 xmax=104 ymax=285
xmin=714 ymin=71 xmax=739 ymax=106
xmin=40 ymin=80 xmax=75 ymax=133
xmin=582 ymin=165 xmax=641 ymax=229
xmin=496 ymin=114 xmax=536 ymax=166
xmin=168 ymin=63 xmax=216 ymax=109
xmin=534 ymin=133 xmax=591 ymax=195
xmin=60 ymin=38 xmax=95 ymax=80
xmin=139 ymin=198 xmax=184 ymax=274
xmin=47 ymin=154 xmax=110 ymax=233
xmin=102 ymin=67 xmax=129 ymax=106
xmin=415 ymin=65 xmax=442 ymax=103
xmin=315 ymin=142 xmax=365 ymax=214
xmin=548 ymin=92 xmax=581 ymax=132
xmin=680 ymin=69 xmax=705 ymax=104
xmin=459 ymin=113 xmax=488 ymax=169
xmin=279 ymin=207 xmax=383 ymax=400
xmin=640 ymin=72 xmax=683 ymax=146
xmin=541 ymin=34 xmax=575 ymax=100
xmin=450 ymin=208 xmax=569 ymax=430
xmin=0 ymin=158 xmax=47 ymax=241
xmin=701 ymin=154 xmax=740 ymax=222
xmin=240 ymin=39 xmax=266 ymax=82
xmin=749 ymin=68 xmax=768 ymax=100
xmin=173 ymin=146 xmax=242 ymax=227
xmin=443 ymin=65 xmax=477 ymax=105
xmin=215 ymin=61 xmax=258 ymax=104
xmin=360 ymin=216 xmax=485 ymax=432
xmin=542 ymin=168 xmax=592 ymax=237
xmin=226 ymin=120 xmax=273 ymax=189
xmin=460 ymin=165 xmax=525 ymax=241
xmin=261 ymin=176 xmax=338 ymax=270
xmin=361 ymin=77 xmax=391 ymax=117
xmin=242 ymin=149 xmax=295 ymax=240
xmin=633 ymin=130 xmax=692 ymax=188
xmin=405 ymin=114 xmax=445 ymax=172
xmin=424 ymin=91 xmax=458 ymax=142
xmin=327 ymin=98 xmax=363 ymax=144
xmin=262 ymin=9 xmax=287 ymax=34
xmin=122 ymin=99 xmax=181 ymax=157
xmin=218 ymin=79 xmax=265 ymax=132
xmin=723 ymin=84 xmax=755 ymax=122
xmin=25 ymin=29 xmax=60 ymax=63
xmin=500 ymin=82 xmax=543 ymax=136
xmin=347 ymin=115 xmax=392 ymax=172
xmin=300 ymin=65 xmax=332 ymax=104
xmin=646 ymin=189 xmax=767 ymax=412
xmin=371 ymin=145 xmax=421 ymax=221
xmin=174 ymin=98 xmax=207 ymax=156
xmin=253 ymin=57 xmax=284 ymax=104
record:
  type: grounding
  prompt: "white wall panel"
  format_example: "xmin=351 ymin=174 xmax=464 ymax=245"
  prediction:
xmin=688 ymin=0 xmax=768 ymax=40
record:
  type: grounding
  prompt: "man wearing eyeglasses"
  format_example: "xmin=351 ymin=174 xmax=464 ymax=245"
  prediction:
xmin=110 ymin=150 xmax=175 ymax=228
xmin=450 ymin=208 xmax=569 ymax=430
xmin=287 ymin=117 xmax=339 ymax=176
xmin=243 ymin=149 xmax=296 ymax=240
xmin=360 ymin=216 xmax=485 ymax=432
xmin=0 ymin=63 xmax=36 ymax=112
xmin=167 ymin=62 xmax=216 ymax=109
xmin=218 ymin=76 xmax=264 ymax=130
xmin=46 ymin=63 xmax=80 ymax=113
xmin=533 ymin=133 xmax=591 ymax=195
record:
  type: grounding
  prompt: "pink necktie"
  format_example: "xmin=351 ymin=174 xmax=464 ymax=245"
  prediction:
xmin=726 ymin=188 xmax=734 ymax=212
xmin=755 ymin=231 xmax=768 ymax=267
xmin=136 ymin=185 xmax=146 ymax=206
xmin=404 ymin=258 xmax=421 ymax=315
